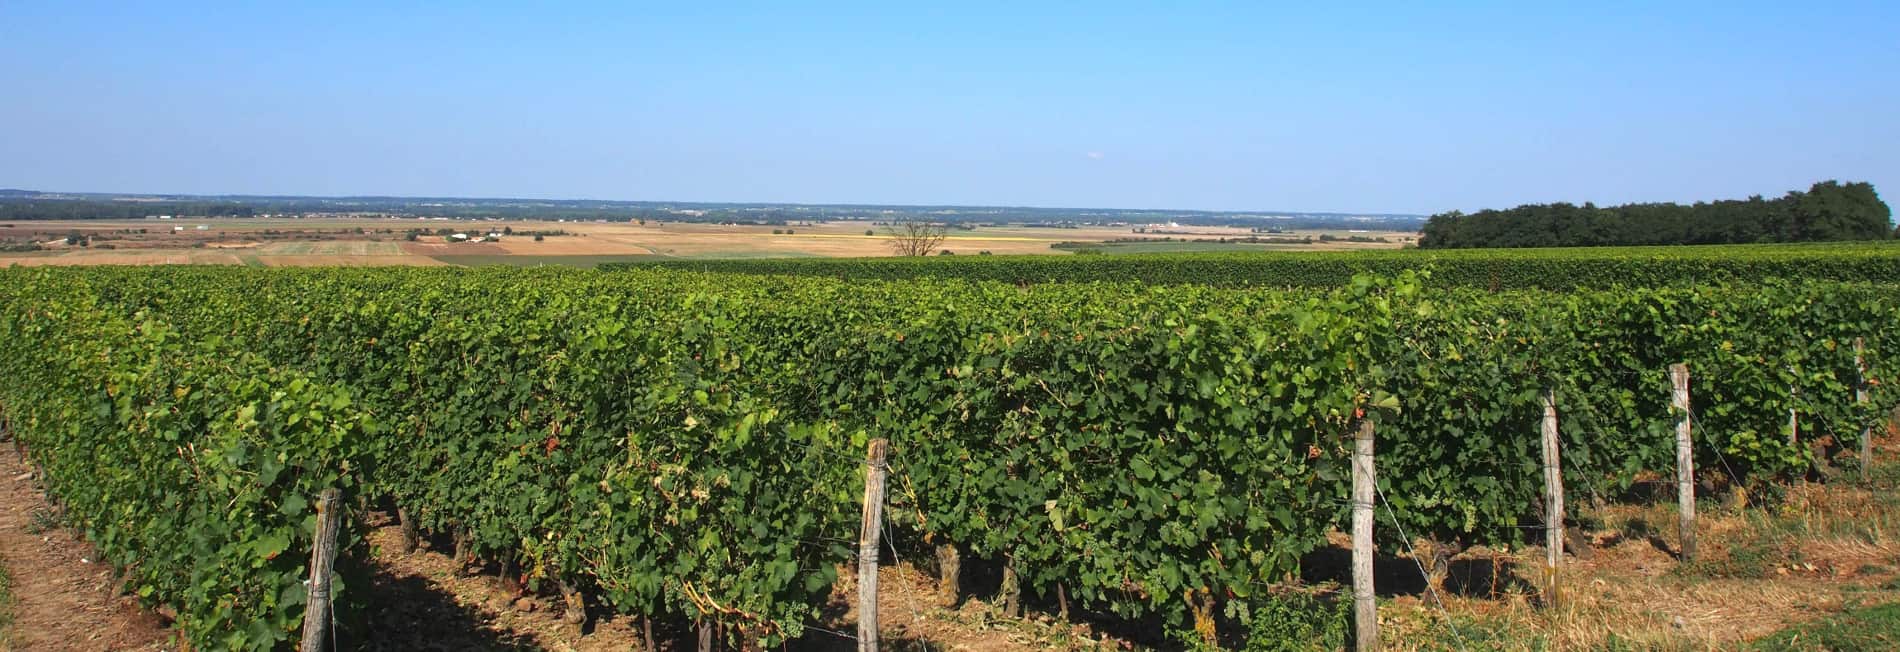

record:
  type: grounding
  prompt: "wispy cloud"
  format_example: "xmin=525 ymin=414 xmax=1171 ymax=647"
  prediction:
xmin=1085 ymin=151 xmax=1105 ymax=160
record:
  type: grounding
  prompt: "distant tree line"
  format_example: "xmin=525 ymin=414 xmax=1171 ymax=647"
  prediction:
xmin=0 ymin=200 xmax=257 ymax=220
xmin=1418 ymin=181 xmax=1892 ymax=248
xmin=0 ymin=190 xmax=1428 ymax=230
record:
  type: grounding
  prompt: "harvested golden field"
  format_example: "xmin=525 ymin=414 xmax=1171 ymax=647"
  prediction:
xmin=0 ymin=217 xmax=1415 ymax=267
xmin=255 ymin=255 xmax=447 ymax=267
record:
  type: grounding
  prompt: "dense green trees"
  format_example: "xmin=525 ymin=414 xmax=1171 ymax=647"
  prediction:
xmin=0 ymin=200 xmax=257 ymax=220
xmin=1418 ymin=181 xmax=1892 ymax=248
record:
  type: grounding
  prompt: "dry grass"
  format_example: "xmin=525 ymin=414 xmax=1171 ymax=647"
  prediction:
xmin=0 ymin=558 xmax=12 ymax=650
xmin=1378 ymin=436 xmax=1900 ymax=651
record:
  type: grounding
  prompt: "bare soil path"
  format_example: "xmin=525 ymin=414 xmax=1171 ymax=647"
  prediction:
xmin=0 ymin=452 xmax=170 ymax=652
xmin=0 ymin=437 xmax=1096 ymax=652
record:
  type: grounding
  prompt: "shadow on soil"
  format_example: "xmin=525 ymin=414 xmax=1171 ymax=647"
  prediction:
xmin=335 ymin=513 xmax=538 ymax=651
xmin=1595 ymin=516 xmax=1683 ymax=560
xmin=345 ymin=571 xmax=539 ymax=651
xmin=1301 ymin=546 xmax=1538 ymax=599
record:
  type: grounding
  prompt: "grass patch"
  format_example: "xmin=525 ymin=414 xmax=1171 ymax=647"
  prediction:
xmin=1666 ymin=462 xmax=1900 ymax=581
xmin=1388 ymin=611 xmax=1551 ymax=651
xmin=1751 ymin=602 xmax=1900 ymax=651
xmin=24 ymin=508 xmax=61 ymax=536
xmin=1175 ymin=591 xmax=1350 ymax=651
xmin=1674 ymin=536 xmax=1801 ymax=580
xmin=0 ymin=558 xmax=12 ymax=647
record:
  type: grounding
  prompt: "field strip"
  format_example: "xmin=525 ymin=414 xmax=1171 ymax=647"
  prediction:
xmin=702 ymin=232 xmax=1058 ymax=242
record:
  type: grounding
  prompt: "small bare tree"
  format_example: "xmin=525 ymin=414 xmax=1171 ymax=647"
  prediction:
xmin=885 ymin=218 xmax=948 ymax=256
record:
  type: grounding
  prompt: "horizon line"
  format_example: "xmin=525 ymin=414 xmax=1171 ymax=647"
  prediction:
xmin=0 ymin=186 xmax=1430 ymax=219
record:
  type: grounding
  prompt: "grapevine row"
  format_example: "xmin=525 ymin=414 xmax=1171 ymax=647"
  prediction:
xmin=0 ymin=266 xmax=1894 ymax=649
xmin=603 ymin=240 xmax=1900 ymax=289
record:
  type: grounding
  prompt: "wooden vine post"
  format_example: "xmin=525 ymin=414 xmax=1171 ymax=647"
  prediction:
xmin=1540 ymin=389 xmax=1563 ymax=608
xmin=1858 ymin=338 xmax=1873 ymax=482
xmin=300 ymin=488 xmax=343 ymax=652
xmin=1351 ymin=419 xmax=1378 ymax=651
xmin=1669 ymin=363 xmax=1696 ymax=562
xmin=4 ymin=404 xmax=22 ymax=461
xmin=934 ymin=543 xmax=961 ymax=607
xmin=858 ymin=438 xmax=890 ymax=652
xmin=999 ymin=557 xmax=1021 ymax=618
xmin=1788 ymin=365 xmax=1800 ymax=445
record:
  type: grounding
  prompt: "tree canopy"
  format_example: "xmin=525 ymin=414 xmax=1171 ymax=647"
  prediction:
xmin=1418 ymin=181 xmax=1892 ymax=248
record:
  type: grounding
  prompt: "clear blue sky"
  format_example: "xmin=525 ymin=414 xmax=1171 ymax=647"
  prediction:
xmin=2 ymin=2 xmax=1895 ymax=214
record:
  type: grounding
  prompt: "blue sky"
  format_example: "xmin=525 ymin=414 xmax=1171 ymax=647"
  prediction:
xmin=1 ymin=2 xmax=1895 ymax=214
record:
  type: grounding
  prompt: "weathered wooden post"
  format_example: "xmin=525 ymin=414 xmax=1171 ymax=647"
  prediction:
xmin=1352 ymin=419 xmax=1378 ymax=651
xmin=858 ymin=438 xmax=890 ymax=652
xmin=1788 ymin=365 xmax=1800 ymax=446
xmin=4 ymin=406 xmax=22 ymax=461
xmin=1858 ymin=338 xmax=1873 ymax=482
xmin=934 ymin=542 xmax=961 ymax=607
xmin=1541 ymin=389 xmax=1563 ymax=608
xmin=1670 ymin=364 xmax=1696 ymax=562
xmin=300 ymin=488 xmax=343 ymax=652
xmin=999 ymin=557 xmax=1021 ymax=618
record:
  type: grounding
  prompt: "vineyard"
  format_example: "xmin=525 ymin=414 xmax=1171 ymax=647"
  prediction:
xmin=602 ymin=241 xmax=1900 ymax=289
xmin=1 ymin=260 xmax=1898 ymax=650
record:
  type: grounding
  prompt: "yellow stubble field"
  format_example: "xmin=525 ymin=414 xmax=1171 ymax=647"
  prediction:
xmin=0 ymin=217 xmax=1414 ymax=267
